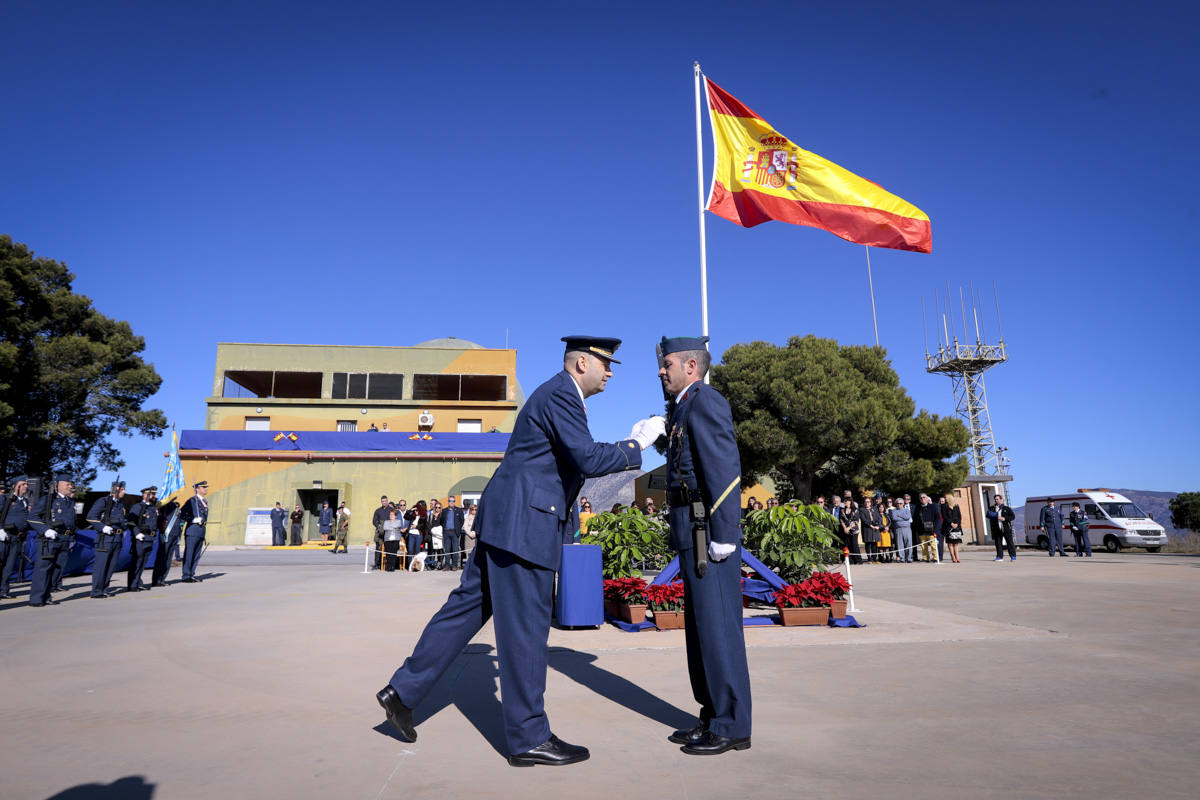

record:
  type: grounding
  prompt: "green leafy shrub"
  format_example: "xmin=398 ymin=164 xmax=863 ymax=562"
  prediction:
xmin=742 ymin=502 xmax=841 ymax=584
xmin=583 ymin=508 xmax=671 ymax=578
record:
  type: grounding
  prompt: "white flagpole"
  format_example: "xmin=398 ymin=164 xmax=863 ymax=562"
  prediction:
xmin=865 ymin=245 xmax=879 ymax=347
xmin=694 ymin=61 xmax=711 ymax=382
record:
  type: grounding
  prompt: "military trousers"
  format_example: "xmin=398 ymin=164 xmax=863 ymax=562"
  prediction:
xmin=182 ymin=526 xmax=205 ymax=580
xmin=388 ymin=541 xmax=555 ymax=755
xmin=271 ymin=526 xmax=286 ymax=547
xmin=0 ymin=532 xmax=25 ymax=594
xmin=49 ymin=535 xmax=73 ymax=591
xmin=152 ymin=531 xmax=181 ymax=584
xmin=127 ymin=535 xmax=154 ymax=589
xmin=29 ymin=536 xmax=66 ymax=604
xmin=678 ymin=544 xmax=753 ymax=739
xmin=1072 ymin=530 xmax=1092 ymax=555
xmin=1047 ymin=525 xmax=1066 ymax=555
xmin=91 ymin=533 xmax=123 ymax=596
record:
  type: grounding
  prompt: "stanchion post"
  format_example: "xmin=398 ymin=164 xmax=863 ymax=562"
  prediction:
xmin=362 ymin=540 xmax=370 ymax=574
xmin=843 ymin=547 xmax=862 ymax=613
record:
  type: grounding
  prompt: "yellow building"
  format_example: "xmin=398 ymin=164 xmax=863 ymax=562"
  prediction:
xmin=179 ymin=339 xmax=522 ymax=544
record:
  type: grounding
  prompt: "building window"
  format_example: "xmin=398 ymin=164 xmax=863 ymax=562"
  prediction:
xmin=332 ymin=372 xmax=404 ymax=400
xmin=244 ymin=416 xmax=271 ymax=431
xmin=336 ymin=420 xmax=358 ymax=432
xmin=224 ymin=371 xmax=321 ymax=399
xmin=457 ymin=419 xmax=482 ymax=433
xmin=413 ymin=374 xmax=507 ymax=401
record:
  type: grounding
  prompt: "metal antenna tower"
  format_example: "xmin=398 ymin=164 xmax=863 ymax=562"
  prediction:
xmin=924 ymin=282 xmax=1009 ymax=477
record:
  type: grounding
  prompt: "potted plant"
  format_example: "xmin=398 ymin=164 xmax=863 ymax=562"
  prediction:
xmin=808 ymin=570 xmax=851 ymax=618
xmin=773 ymin=578 xmax=831 ymax=626
xmin=583 ymin=508 xmax=671 ymax=578
xmin=603 ymin=576 xmax=648 ymax=623
xmin=644 ymin=581 xmax=686 ymax=630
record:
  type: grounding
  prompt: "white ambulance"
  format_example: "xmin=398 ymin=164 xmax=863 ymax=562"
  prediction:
xmin=1024 ymin=489 xmax=1168 ymax=553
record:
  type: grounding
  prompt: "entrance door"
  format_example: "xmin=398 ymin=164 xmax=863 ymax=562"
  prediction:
xmin=297 ymin=489 xmax=339 ymax=541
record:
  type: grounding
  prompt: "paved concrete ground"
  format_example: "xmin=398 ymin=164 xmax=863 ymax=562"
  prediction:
xmin=1 ymin=547 xmax=1197 ymax=799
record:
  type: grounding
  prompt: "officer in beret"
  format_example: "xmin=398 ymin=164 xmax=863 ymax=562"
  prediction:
xmin=126 ymin=486 xmax=159 ymax=591
xmin=180 ymin=481 xmax=209 ymax=582
xmin=659 ymin=336 xmax=752 ymax=755
xmin=87 ymin=480 xmax=128 ymax=598
xmin=378 ymin=335 xmax=661 ymax=767
xmin=28 ymin=473 xmax=79 ymax=606
xmin=0 ymin=476 xmax=32 ymax=599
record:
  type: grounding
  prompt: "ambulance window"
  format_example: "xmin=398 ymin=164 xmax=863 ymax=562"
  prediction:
xmin=1084 ymin=504 xmax=1101 ymax=517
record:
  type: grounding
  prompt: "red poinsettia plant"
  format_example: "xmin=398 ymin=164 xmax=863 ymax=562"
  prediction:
xmin=603 ymin=576 xmax=648 ymax=604
xmin=643 ymin=581 xmax=685 ymax=611
xmin=773 ymin=571 xmax=851 ymax=609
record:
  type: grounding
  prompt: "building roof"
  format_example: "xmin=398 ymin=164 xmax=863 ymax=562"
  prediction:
xmin=179 ymin=430 xmax=510 ymax=453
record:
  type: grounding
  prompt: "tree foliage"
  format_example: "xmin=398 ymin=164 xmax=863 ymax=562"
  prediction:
xmin=0 ymin=235 xmax=167 ymax=486
xmin=742 ymin=502 xmax=841 ymax=583
xmin=1168 ymin=492 xmax=1200 ymax=533
xmin=712 ymin=335 xmax=969 ymax=501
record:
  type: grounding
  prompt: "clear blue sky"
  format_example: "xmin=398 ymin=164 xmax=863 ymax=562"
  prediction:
xmin=4 ymin=0 xmax=1197 ymax=500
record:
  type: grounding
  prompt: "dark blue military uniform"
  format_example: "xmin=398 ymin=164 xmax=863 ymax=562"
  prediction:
xmin=180 ymin=483 xmax=209 ymax=581
xmin=663 ymin=340 xmax=752 ymax=744
xmin=385 ymin=339 xmax=641 ymax=758
xmin=0 ymin=479 xmax=32 ymax=599
xmin=151 ymin=501 xmax=185 ymax=586
xmin=1069 ymin=505 xmax=1092 ymax=556
xmin=1040 ymin=501 xmax=1066 ymax=556
xmin=126 ymin=488 xmax=159 ymax=590
xmin=28 ymin=475 xmax=79 ymax=606
xmin=87 ymin=483 xmax=128 ymax=598
xmin=318 ymin=505 xmax=333 ymax=539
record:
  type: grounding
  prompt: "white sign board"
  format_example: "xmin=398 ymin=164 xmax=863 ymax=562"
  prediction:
xmin=245 ymin=507 xmax=274 ymax=545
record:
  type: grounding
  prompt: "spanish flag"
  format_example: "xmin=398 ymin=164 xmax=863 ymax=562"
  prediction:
xmin=705 ymin=77 xmax=931 ymax=253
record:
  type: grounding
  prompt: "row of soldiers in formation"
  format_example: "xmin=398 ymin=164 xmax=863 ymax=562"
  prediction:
xmin=0 ymin=474 xmax=212 ymax=606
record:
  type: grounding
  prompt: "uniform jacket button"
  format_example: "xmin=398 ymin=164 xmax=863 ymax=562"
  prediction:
xmin=550 ymin=506 xmax=556 ymax=512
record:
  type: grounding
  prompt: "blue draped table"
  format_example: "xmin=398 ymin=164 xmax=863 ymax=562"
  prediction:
xmin=554 ymin=544 xmax=603 ymax=627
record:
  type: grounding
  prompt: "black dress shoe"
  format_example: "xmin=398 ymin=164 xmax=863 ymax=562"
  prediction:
xmin=151 ymin=581 xmax=166 ymax=587
xmin=668 ymin=723 xmax=708 ymax=745
xmin=507 ymin=735 xmax=590 ymax=767
xmin=376 ymin=686 xmax=417 ymax=742
xmin=0 ymin=592 xmax=15 ymax=599
xmin=680 ymin=731 xmax=751 ymax=755
xmin=90 ymin=593 xmax=107 ymax=599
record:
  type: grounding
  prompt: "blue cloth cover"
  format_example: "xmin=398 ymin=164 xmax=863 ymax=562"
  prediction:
xmin=555 ymin=544 xmax=604 ymax=626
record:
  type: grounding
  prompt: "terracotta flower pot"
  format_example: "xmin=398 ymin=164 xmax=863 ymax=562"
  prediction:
xmin=619 ymin=603 xmax=648 ymax=624
xmin=652 ymin=609 xmax=684 ymax=629
xmin=831 ymin=599 xmax=848 ymax=619
xmin=778 ymin=606 xmax=830 ymax=626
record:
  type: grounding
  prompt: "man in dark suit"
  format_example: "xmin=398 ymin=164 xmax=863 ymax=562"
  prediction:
xmin=439 ymin=495 xmax=466 ymax=570
xmin=988 ymin=494 xmax=1017 ymax=561
xmin=377 ymin=336 xmax=654 ymax=767
xmin=658 ymin=336 xmax=752 ymax=756
xmin=270 ymin=502 xmax=287 ymax=547
xmin=180 ymin=481 xmax=209 ymax=582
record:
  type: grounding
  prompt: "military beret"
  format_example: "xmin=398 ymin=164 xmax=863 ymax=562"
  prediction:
xmin=562 ymin=335 xmax=622 ymax=364
xmin=54 ymin=472 xmax=74 ymax=483
xmin=194 ymin=480 xmax=208 ymax=489
xmin=10 ymin=475 xmax=28 ymax=485
xmin=141 ymin=486 xmax=158 ymax=494
xmin=659 ymin=335 xmax=710 ymax=356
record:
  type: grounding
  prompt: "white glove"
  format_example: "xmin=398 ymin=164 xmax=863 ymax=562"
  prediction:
xmin=192 ymin=517 xmax=202 ymax=524
xmin=0 ymin=530 xmax=7 ymax=542
xmin=629 ymin=415 xmax=667 ymax=450
xmin=45 ymin=530 xmax=58 ymax=539
xmin=102 ymin=525 xmax=113 ymax=534
xmin=708 ymin=541 xmax=737 ymax=562
xmin=136 ymin=533 xmax=146 ymax=541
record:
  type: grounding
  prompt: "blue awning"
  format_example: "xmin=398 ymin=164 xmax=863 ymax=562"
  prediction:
xmin=179 ymin=430 xmax=510 ymax=453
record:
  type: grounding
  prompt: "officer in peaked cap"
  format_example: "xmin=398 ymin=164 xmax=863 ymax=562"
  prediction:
xmin=87 ymin=480 xmax=129 ymax=598
xmin=180 ymin=481 xmax=209 ymax=582
xmin=378 ymin=335 xmax=664 ymax=767
xmin=28 ymin=472 xmax=79 ymax=606
xmin=658 ymin=335 xmax=753 ymax=755
xmin=125 ymin=486 xmax=159 ymax=591
xmin=0 ymin=476 xmax=32 ymax=599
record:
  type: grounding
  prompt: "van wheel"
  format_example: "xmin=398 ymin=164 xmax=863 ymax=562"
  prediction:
xmin=1104 ymin=536 xmax=1122 ymax=553
xmin=1037 ymin=536 xmax=1048 ymax=550
xmin=1146 ymin=546 xmax=1161 ymax=553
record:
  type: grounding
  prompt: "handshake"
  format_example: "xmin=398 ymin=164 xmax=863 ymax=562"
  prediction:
xmin=628 ymin=415 xmax=667 ymax=450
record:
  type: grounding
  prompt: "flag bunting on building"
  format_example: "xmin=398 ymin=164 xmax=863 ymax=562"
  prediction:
xmin=704 ymin=77 xmax=932 ymax=253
